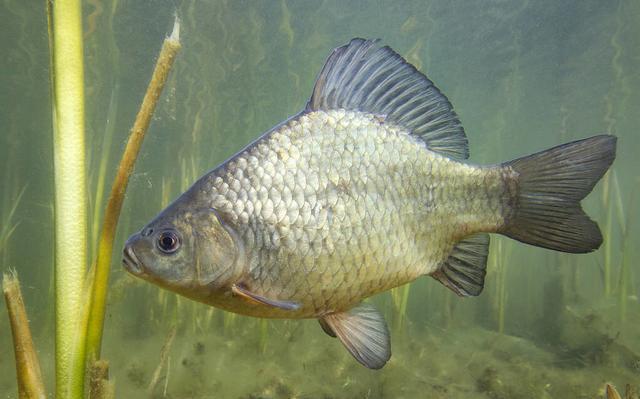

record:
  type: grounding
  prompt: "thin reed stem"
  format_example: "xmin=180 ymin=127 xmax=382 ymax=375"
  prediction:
xmin=260 ymin=319 xmax=269 ymax=354
xmin=91 ymin=86 xmax=120 ymax=257
xmin=602 ymin=172 xmax=613 ymax=296
xmin=85 ymin=17 xmax=182 ymax=361
xmin=147 ymin=325 xmax=177 ymax=396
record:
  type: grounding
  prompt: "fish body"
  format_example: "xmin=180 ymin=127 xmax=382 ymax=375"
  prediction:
xmin=187 ymin=109 xmax=505 ymax=318
xmin=123 ymin=39 xmax=616 ymax=369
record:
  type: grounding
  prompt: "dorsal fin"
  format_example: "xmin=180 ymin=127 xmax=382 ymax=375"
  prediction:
xmin=307 ymin=38 xmax=469 ymax=159
xmin=432 ymin=233 xmax=490 ymax=296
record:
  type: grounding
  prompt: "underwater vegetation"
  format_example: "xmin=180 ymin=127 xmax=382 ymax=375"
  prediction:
xmin=1 ymin=0 xmax=639 ymax=398
xmin=3 ymin=1 xmax=180 ymax=397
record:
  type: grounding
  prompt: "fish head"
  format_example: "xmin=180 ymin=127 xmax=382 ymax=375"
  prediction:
xmin=123 ymin=197 xmax=244 ymax=299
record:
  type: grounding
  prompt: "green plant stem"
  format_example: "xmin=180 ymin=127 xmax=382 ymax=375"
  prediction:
xmin=48 ymin=0 xmax=89 ymax=397
xmin=260 ymin=319 xmax=269 ymax=354
xmin=91 ymin=86 xmax=119 ymax=257
xmin=603 ymin=204 xmax=613 ymax=296
xmin=85 ymin=17 xmax=181 ymax=361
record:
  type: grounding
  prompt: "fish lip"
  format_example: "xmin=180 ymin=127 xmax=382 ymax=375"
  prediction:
xmin=122 ymin=245 xmax=143 ymax=276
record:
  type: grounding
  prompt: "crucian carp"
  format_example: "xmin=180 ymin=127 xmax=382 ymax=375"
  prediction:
xmin=123 ymin=38 xmax=617 ymax=369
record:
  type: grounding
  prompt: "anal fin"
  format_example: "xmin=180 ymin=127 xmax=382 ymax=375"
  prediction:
xmin=231 ymin=283 xmax=300 ymax=311
xmin=432 ymin=233 xmax=490 ymax=297
xmin=320 ymin=303 xmax=390 ymax=369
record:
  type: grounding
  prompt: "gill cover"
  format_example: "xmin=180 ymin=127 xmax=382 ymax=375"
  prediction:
xmin=193 ymin=208 xmax=245 ymax=288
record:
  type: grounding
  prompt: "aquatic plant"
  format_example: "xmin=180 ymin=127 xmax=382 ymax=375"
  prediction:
xmin=260 ymin=319 xmax=269 ymax=354
xmin=2 ymin=271 xmax=46 ymax=399
xmin=223 ymin=310 xmax=238 ymax=334
xmin=600 ymin=169 xmax=634 ymax=322
xmin=88 ymin=360 xmax=113 ymax=399
xmin=601 ymin=172 xmax=615 ymax=297
xmin=85 ymin=16 xmax=181 ymax=362
xmin=89 ymin=86 xmax=119 ymax=259
xmin=602 ymin=0 xmax=630 ymax=300
xmin=605 ymin=383 xmax=640 ymax=399
xmin=147 ymin=325 xmax=176 ymax=396
xmin=613 ymin=173 xmax=638 ymax=322
xmin=492 ymin=238 xmax=509 ymax=334
xmin=2 ymin=3 xmax=181 ymax=397
xmin=47 ymin=0 xmax=90 ymax=396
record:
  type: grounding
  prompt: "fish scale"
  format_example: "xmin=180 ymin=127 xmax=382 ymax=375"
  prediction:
xmin=124 ymin=38 xmax=615 ymax=369
xmin=202 ymin=109 xmax=502 ymax=318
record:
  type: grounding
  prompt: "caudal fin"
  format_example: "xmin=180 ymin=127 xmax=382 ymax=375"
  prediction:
xmin=500 ymin=135 xmax=617 ymax=253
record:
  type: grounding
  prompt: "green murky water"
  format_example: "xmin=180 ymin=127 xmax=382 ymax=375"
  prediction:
xmin=1 ymin=1 xmax=639 ymax=397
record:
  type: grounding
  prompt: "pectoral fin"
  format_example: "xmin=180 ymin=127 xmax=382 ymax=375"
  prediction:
xmin=231 ymin=283 xmax=300 ymax=311
xmin=320 ymin=303 xmax=391 ymax=369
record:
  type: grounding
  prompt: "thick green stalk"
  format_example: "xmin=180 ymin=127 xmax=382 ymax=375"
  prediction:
xmin=85 ymin=18 xmax=181 ymax=361
xmin=48 ymin=0 xmax=88 ymax=397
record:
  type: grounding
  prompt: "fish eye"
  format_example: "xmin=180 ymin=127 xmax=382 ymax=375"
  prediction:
xmin=157 ymin=230 xmax=180 ymax=254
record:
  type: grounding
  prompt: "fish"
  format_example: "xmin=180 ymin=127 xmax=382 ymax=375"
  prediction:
xmin=122 ymin=38 xmax=617 ymax=369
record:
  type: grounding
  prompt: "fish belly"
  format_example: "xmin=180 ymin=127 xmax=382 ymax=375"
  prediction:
xmin=207 ymin=110 xmax=506 ymax=318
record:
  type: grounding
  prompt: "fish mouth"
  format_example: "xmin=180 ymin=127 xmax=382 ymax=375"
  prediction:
xmin=122 ymin=245 xmax=143 ymax=276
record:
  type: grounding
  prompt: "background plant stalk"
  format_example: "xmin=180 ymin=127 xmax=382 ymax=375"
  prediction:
xmin=85 ymin=17 xmax=181 ymax=361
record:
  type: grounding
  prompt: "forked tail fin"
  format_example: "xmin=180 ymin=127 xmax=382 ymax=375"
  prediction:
xmin=500 ymin=135 xmax=617 ymax=253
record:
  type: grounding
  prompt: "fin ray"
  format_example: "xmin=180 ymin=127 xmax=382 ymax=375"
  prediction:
xmin=501 ymin=135 xmax=617 ymax=253
xmin=321 ymin=303 xmax=391 ymax=369
xmin=231 ymin=283 xmax=300 ymax=311
xmin=432 ymin=233 xmax=490 ymax=296
xmin=318 ymin=318 xmax=336 ymax=338
xmin=307 ymin=38 xmax=469 ymax=159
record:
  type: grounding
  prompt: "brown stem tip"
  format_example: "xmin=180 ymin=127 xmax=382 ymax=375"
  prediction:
xmin=3 ymin=271 xmax=46 ymax=399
